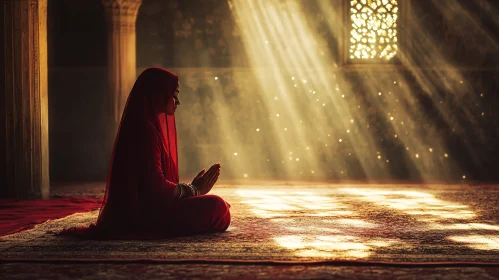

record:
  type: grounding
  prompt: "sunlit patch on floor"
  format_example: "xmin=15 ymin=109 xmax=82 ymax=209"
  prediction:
xmin=429 ymin=223 xmax=499 ymax=231
xmin=447 ymin=235 xmax=499 ymax=251
xmin=237 ymin=190 xmax=353 ymax=218
xmin=236 ymin=186 xmax=499 ymax=258
xmin=237 ymin=189 xmax=396 ymax=258
xmin=327 ymin=219 xmax=376 ymax=228
xmin=340 ymin=188 xmax=476 ymax=219
xmin=274 ymin=235 xmax=397 ymax=259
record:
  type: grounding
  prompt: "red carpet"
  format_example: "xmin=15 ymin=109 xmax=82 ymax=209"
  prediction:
xmin=0 ymin=197 xmax=103 ymax=236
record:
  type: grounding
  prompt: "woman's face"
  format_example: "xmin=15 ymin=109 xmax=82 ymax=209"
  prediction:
xmin=166 ymin=82 xmax=180 ymax=116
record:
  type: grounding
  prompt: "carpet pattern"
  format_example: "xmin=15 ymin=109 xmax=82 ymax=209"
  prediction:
xmin=2 ymin=263 xmax=499 ymax=280
xmin=1 ymin=184 xmax=499 ymax=263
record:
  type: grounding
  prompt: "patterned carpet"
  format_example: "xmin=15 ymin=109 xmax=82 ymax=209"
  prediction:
xmin=2 ymin=183 xmax=499 ymax=264
xmin=2 ymin=263 xmax=499 ymax=280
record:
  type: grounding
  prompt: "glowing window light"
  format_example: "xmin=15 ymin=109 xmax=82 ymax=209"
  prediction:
xmin=349 ymin=0 xmax=398 ymax=61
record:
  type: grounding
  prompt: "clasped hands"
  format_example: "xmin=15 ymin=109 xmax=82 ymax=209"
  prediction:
xmin=191 ymin=163 xmax=221 ymax=195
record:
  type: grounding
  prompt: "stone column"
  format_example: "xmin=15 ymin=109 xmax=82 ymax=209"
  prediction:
xmin=1 ymin=0 xmax=49 ymax=198
xmin=102 ymin=0 xmax=142 ymax=129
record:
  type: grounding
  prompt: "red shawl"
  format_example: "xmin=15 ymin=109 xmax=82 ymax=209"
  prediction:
xmin=62 ymin=67 xmax=181 ymax=238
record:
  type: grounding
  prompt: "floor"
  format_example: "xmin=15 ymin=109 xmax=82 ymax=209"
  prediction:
xmin=2 ymin=181 xmax=499 ymax=279
xmin=3 ymin=263 xmax=499 ymax=279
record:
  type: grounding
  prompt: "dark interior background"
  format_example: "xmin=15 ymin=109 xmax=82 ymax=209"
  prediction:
xmin=47 ymin=0 xmax=499 ymax=183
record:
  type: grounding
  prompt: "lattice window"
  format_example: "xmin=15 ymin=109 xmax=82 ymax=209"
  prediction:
xmin=349 ymin=0 xmax=399 ymax=62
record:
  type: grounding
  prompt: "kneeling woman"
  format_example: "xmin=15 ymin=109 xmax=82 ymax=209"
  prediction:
xmin=64 ymin=67 xmax=231 ymax=239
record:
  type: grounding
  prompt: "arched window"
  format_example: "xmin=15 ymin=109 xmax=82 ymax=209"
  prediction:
xmin=343 ymin=0 xmax=408 ymax=66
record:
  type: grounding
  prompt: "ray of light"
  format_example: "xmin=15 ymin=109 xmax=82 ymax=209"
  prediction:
xmin=231 ymin=0 xmax=322 ymax=178
xmin=189 ymin=0 xmax=499 ymax=182
xmin=230 ymin=0 xmax=390 ymax=180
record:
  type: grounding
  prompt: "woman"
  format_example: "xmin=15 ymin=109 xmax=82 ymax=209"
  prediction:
xmin=64 ymin=67 xmax=231 ymax=239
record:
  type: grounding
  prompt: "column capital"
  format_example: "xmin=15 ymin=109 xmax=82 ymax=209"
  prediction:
xmin=102 ymin=0 xmax=142 ymax=30
xmin=101 ymin=0 xmax=142 ymax=15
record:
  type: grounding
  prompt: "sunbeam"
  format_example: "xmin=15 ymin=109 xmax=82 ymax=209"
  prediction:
xmin=216 ymin=0 xmax=498 ymax=182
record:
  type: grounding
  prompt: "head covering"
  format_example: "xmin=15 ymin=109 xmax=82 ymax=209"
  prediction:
xmin=96 ymin=67 xmax=179 ymax=233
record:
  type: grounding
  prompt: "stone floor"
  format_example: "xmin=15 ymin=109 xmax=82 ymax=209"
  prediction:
xmin=2 ymin=181 xmax=499 ymax=279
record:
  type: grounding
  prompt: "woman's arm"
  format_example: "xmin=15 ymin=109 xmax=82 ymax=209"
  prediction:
xmin=142 ymin=125 xmax=219 ymax=201
xmin=142 ymin=125 xmax=179 ymax=203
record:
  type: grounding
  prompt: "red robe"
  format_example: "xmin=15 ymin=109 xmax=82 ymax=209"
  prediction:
xmin=63 ymin=68 xmax=230 ymax=239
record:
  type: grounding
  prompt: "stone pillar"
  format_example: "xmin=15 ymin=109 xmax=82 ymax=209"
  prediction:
xmin=1 ymin=0 xmax=49 ymax=198
xmin=102 ymin=0 xmax=142 ymax=129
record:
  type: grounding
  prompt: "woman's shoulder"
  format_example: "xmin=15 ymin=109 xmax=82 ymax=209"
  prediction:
xmin=141 ymin=122 xmax=161 ymax=142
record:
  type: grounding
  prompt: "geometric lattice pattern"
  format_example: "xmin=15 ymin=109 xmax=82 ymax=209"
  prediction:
xmin=349 ymin=0 xmax=398 ymax=61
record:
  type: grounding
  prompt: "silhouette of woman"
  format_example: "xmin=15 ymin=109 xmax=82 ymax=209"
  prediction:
xmin=63 ymin=67 xmax=230 ymax=239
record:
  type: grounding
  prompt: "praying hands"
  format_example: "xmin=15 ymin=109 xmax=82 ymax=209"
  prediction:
xmin=191 ymin=163 xmax=221 ymax=195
